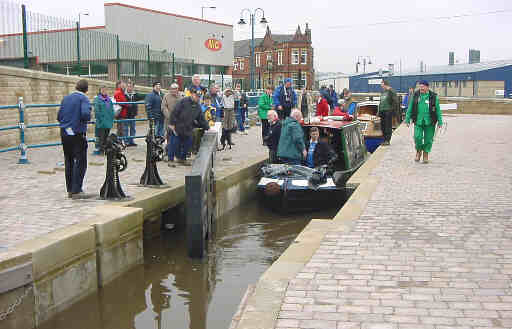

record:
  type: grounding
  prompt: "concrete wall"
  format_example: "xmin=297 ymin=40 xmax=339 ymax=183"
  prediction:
xmin=104 ymin=3 xmax=233 ymax=67
xmin=0 ymin=65 xmax=154 ymax=148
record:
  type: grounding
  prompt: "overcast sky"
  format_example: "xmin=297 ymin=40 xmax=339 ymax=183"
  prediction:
xmin=13 ymin=0 xmax=512 ymax=73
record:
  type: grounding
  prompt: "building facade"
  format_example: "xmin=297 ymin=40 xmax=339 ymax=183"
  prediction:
xmin=349 ymin=60 xmax=512 ymax=98
xmin=232 ymin=24 xmax=314 ymax=90
xmin=0 ymin=3 xmax=234 ymax=88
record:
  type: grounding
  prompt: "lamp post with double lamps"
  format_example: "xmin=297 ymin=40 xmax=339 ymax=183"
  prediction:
xmin=356 ymin=56 xmax=372 ymax=74
xmin=238 ymin=8 xmax=268 ymax=91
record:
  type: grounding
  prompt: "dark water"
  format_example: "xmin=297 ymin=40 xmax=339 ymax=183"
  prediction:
xmin=39 ymin=201 xmax=338 ymax=329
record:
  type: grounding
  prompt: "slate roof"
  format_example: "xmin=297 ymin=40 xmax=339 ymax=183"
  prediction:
xmin=234 ymin=34 xmax=295 ymax=57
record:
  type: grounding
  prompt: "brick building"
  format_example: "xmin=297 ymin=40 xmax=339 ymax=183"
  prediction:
xmin=232 ymin=24 xmax=314 ymax=90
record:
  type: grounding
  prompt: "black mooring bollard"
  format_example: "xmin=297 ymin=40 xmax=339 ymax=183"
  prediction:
xmin=100 ymin=134 xmax=128 ymax=200
xmin=140 ymin=118 xmax=165 ymax=186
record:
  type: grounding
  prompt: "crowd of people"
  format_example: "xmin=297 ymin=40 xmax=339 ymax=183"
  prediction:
xmin=56 ymin=74 xmax=256 ymax=199
xmin=258 ymin=79 xmax=338 ymax=169
xmin=56 ymin=72 xmax=442 ymax=199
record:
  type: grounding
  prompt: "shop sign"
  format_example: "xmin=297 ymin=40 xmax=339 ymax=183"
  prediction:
xmin=205 ymin=38 xmax=222 ymax=51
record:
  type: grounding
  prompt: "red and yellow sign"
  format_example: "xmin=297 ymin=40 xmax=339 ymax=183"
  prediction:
xmin=204 ymin=38 xmax=222 ymax=51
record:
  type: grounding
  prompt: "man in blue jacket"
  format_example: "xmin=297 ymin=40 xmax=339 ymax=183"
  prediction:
xmin=145 ymin=82 xmax=164 ymax=136
xmin=57 ymin=79 xmax=92 ymax=199
xmin=273 ymin=78 xmax=297 ymax=120
xmin=328 ymin=85 xmax=338 ymax=110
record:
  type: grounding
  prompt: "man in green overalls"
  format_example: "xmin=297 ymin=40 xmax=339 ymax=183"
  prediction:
xmin=405 ymin=80 xmax=443 ymax=163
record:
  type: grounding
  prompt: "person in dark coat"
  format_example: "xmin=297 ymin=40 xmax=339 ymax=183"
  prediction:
xmin=145 ymin=82 xmax=164 ymax=137
xmin=169 ymin=88 xmax=210 ymax=166
xmin=305 ymin=127 xmax=337 ymax=168
xmin=273 ymin=78 xmax=297 ymax=120
xmin=57 ymin=79 xmax=92 ymax=199
xmin=264 ymin=110 xmax=281 ymax=164
xmin=124 ymin=81 xmax=145 ymax=146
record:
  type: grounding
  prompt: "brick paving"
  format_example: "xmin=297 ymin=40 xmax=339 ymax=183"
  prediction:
xmin=0 ymin=125 xmax=267 ymax=251
xmin=276 ymin=115 xmax=512 ymax=329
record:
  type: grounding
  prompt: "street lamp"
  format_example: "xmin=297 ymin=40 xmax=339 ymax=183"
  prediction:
xmin=238 ymin=8 xmax=268 ymax=91
xmin=201 ymin=6 xmax=216 ymax=19
xmin=77 ymin=11 xmax=89 ymax=76
xmin=356 ymin=56 xmax=372 ymax=74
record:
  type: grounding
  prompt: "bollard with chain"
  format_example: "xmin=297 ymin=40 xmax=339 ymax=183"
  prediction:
xmin=100 ymin=134 xmax=128 ymax=200
xmin=0 ymin=285 xmax=32 ymax=321
xmin=140 ymin=118 xmax=165 ymax=186
xmin=17 ymin=97 xmax=28 ymax=164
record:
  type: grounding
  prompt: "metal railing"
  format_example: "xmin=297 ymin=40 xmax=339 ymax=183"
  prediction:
xmin=0 ymin=97 xmax=148 ymax=163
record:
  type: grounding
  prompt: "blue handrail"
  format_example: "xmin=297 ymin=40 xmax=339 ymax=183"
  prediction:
xmin=0 ymin=97 xmax=149 ymax=163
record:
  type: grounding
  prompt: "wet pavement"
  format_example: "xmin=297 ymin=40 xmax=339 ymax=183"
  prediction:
xmin=0 ymin=125 xmax=267 ymax=251
xmin=274 ymin=115 xmax=512 ymax=329
xmin=37 ymin=201 xmax=339 ymax=329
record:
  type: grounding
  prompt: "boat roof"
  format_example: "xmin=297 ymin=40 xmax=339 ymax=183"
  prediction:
xmin=304 ymin=119 xmax=358 ymax=129
xmin=358 ymin=101 xmax=379 ymax=107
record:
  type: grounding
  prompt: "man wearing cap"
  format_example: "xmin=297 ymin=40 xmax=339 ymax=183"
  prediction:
xmin=273 ymin=78 xmax=297 ymax=120
xmin=162 ymin=83 xmax=182 ymax=166
xmin=378 ymin=80 xmax=399 ymax=145
xmin=170 ymin=88 xmax=210 ymax=166
xmin=405 ymin=80 xmax=443 ymax=163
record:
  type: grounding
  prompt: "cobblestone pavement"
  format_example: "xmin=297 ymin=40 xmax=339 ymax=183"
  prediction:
xmin=276 ymin=115 xmax=512 ymax=329
xmin=0 ymin=125 xmax=267 ymax=251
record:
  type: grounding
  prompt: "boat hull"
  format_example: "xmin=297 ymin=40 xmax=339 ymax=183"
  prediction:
xmin=256 ymin=177 xmax=346 ymax=213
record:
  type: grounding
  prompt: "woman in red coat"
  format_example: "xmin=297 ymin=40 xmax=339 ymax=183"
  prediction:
xmin=316 ymin=96 xmax=329 ymax=117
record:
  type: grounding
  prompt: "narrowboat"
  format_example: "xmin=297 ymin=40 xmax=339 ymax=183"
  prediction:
xmin=257 ymin=119 xmax=368 ymax=213
xmin=355 ymin=101 xmax=384 ymax=153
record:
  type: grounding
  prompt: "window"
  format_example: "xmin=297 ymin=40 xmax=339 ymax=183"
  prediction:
xmin=448 ymin=81 xmax=452 ymax=87
xmin=455 ymin=81 xmax=459 ymax=88
xmin=291 ymin=49 xmax=299 ymax=65
xmin=233 ymin=60 xmax=238 ymax=71
xmin=277 ymin=51 xmax=283 ymax=65
xmin=255 ymin=53 xmax=261 ymax=67
xmin=462 ymin=80 xmax=467 ymax=88
xmin=240 ymin=59 xmax=244 ymax=71
xmin=301 ymin=49 xmax=307 ymax=64
xmin=266 ymin=52 xmax=272 ymax=61
xmin=302 ymin=72 xmax=307 ymax=88
xmin=442 ymin=81 xmax=447 ymax=87
xmin=292 ymin=72 xmax=299 ymax=86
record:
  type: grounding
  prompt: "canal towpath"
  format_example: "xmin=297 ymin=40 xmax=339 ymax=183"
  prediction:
xmin=235 ymin=114 xmax=512 ymax=329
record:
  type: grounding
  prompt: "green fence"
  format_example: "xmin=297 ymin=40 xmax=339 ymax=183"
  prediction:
xmin=0 ymin=0 xmax=205 ymax=87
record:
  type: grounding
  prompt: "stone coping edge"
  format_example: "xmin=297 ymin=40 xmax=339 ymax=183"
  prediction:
xmin=0 ymin=154 xmax=268 ymax=292
xmin=234 ymin=125 xmax=408 ymax=329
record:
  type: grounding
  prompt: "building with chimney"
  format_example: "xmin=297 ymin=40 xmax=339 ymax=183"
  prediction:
xmin=232 ymin=24 xmax=314 ymax=90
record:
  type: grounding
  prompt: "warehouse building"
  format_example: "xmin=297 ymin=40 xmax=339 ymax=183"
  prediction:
xmin=349 ymin=60 xmax=512 ymax=98
xmin=0 ymin=2 xmax=234 ymax=88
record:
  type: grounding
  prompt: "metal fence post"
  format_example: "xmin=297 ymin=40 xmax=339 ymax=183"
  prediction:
xmin=116 ymin=35 xmax=120 ymax=80
xmin=171 ymin=52 xmax=175 ymax=82
xmin=76 ymin=22 xmax=81 ymax=76
xmin=21 ymin=5 xmax=29 ymax=69
xmin=147 ymin=44 xmax=151 ymax=86
xmin=208 ymin=65 xmax=211 ymax=88
xmin=18 ymin=97 xmax=28 ymax=164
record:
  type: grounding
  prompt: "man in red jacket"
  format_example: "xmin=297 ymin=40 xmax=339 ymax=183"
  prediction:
xmin=114 ymin=81 xmax=128 ymax=137
xmin=316 ymin=94 xmax=329 ymax=117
